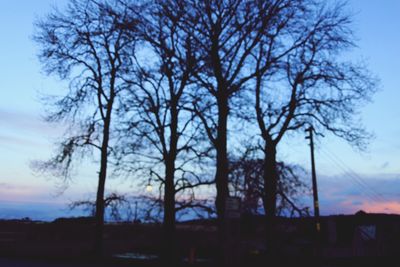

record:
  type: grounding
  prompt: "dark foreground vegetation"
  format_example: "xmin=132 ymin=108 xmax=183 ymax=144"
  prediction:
xmin=1 ymin=212 xmax=399 ymax=266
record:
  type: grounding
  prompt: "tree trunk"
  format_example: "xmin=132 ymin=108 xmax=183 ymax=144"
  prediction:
xmin=210 ymin=23 xmax=230 ymax=265
xmin=94 ymin=129 xmax=109 ymax=257
xmin=215 ymin=95 xmax=230 ymax=266
xmin=215 ymin=95 xmax=229 ymax=229
xmin=162 ymin=158 xmax=177 ymax=266
xmin=94 ymin=97 xmax=114 ymax=257
xmin=263 ymin=142 xmax=278 ymax=256
xmin=162 ymin=99 xmax=178 ymax=266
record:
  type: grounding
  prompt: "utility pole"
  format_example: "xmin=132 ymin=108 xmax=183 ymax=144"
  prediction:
xmin=305 ymin=126 xmax=321 ymax=241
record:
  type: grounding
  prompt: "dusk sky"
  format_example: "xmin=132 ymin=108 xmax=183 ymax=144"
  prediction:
xmin=0 ymin=0 xmax=400 ymax=220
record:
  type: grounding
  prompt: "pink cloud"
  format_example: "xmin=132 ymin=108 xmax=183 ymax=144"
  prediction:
xmin=318 ymin=174 xmax=400 ymax=215
xmin=358 ymin=201 xmax=400 ymax=214
xmin=321 ymin=196 xmax=400 ymax=215
xmin=0 ymin=183 xmax=46 ymax=202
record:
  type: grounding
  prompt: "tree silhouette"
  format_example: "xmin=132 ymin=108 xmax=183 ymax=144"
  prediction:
xmin=229 ymin=150 xmax=310 ymax=217
xmin=33 ymin=0 xmax=138 ymax=256
xmin=176 ymin=2 xmax=300 ymax=257
xmin=119 ymin=1 xmax=213 ymax=264
xmin=247 ymin=0 xmax=377 ymax=253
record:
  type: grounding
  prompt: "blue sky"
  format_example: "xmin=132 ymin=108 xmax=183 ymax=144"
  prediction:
xmin=0 ymin=0 xmax=400 ymax=220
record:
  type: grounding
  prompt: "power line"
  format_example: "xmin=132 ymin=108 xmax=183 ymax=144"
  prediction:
xmin=317 ymin=147 xmax=386 ymax=203
xmin=318 ymin=150 xmax=382 ymax=203
xmin=322 ymin=147 xmax=386 ymax=201
xmin=321 ymin=149 xmax=383 ymax=202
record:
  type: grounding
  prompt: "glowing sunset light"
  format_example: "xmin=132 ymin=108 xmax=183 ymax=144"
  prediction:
xmin=359 ymin=201 xmax=400 ymax=214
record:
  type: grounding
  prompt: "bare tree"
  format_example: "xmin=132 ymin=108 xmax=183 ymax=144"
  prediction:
xmin=229 ymin=149 xmax=310 ymax=217
xmin=119 ymin=1 xmax=213 ymax=264
xmin=33 ymin=0 xmax=138 ymax=256
xmin=176 ymin=0 xmax=302 ymax=247
xmin=248 ymin=0 xmax=377 ymax=253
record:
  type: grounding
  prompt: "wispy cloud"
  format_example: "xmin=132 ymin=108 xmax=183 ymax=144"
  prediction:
xmin=0 ymin=108 xmax=63 ymax=150
xmin=0 ymin=133 xmax=43 ymax=148
xmin=0 ymin=108 xmax=62 ymax=136
xmin=0 ymin=182 xmax=49 ymax=202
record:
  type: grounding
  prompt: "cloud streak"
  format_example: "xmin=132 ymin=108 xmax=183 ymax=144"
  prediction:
xmin=0 ymin=182 xmax=50 ymax=203
xmin=0 ymin=133 xmax=43 ymax=148
xmin=0 ymin=108 xmax=62 ymax=137
xmin=0 ymin=108 xmax=64 ymax=150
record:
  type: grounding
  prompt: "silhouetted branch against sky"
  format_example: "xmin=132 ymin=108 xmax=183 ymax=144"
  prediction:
xmin=246 ymin=0 xmax=377 ymax=147
xmin=112 ymin=1 xmax=215 ymax=263
xmin=32 ymin=0 xmax=139 ymax=255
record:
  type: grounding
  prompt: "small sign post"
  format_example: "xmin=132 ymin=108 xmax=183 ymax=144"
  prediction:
xmin=225 ymin=196 xmax=241 ymax=219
